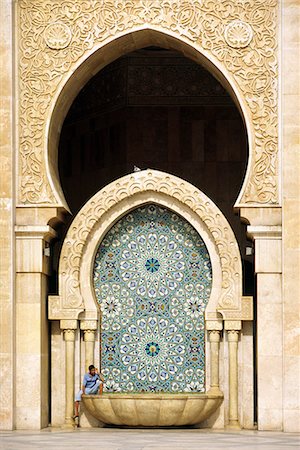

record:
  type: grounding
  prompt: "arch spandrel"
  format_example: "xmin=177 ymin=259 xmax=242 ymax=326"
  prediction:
xmin=49 ymin=170 xmax=247 ymax=322
xmin=18 ymin=0 xmax=279 ymax=210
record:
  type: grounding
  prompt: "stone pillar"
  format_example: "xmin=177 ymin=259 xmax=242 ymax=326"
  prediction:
xmin=208 ymin=330 xmax=221 ymax=393
xmin=0 ymin=0 xmax=15 ymax=430
xmin=61 ymin=320 xmax=77 ymax=428
xmin=225 ymin=321 xmax=241 ymax=429
xmin=282 ymin=0 xmax=300 ymax=432
xmin=15 ymin=221 xmax=57 ymax=429
xmin=247 ymin=222 xmax=282 ymax=430
xmin=206 ymin=321 xmax=223 ymax=395
xmin=80 ymin=320 xmax=98 ymax=372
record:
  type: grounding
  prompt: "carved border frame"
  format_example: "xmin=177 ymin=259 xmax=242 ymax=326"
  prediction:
xmin=18 ymin=0 xmax=278 ymax=208
xmin=49 ymin=170 xmax=251 ymax=321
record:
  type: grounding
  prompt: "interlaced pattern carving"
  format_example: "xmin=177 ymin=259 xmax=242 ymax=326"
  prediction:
xmin=19 ymin=0 xmax=278 ymax=205
xmin=55 ymin=171 xmax=242 ymax=313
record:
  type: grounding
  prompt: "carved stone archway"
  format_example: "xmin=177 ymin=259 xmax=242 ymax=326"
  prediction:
xmin=49 ymin=170 xmax=251 ymax=321
xmin=49 ymin=170 xmax=252 ymax=428
xmin=18 ymin=1 xmax=279 ymax=211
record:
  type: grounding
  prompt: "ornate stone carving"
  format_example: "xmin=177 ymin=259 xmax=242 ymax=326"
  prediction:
xmin=225 ymin=321 xmax=242 ymax=331
xmin=60 ymin=319 xmax=77 ymax=330
xmin=49 ymin=170 xmax=243 ymax=320
xmin=206 ymin=321 xmax=223 ymax=331
xmin=44 ymin=22 xmax=72 ymax=49
xmin=208 ymin=330 xmax=222 ymax=340
xmin=63 ymin=329 xmax=76 ymax=341
xmin=67 ymin=53 xmax=232 ymax=121
xmin=224 ymin=20 xmax=253 ymax=48
xmin=18 ymin=0 xmax=278 ymax=206
xmin=83 ymin=329 xmax=96 ymax=342
xmin=80 ymin=320 xmax=98 ymax=331
xmin=221 ymin=296 xmax=253 ymax=321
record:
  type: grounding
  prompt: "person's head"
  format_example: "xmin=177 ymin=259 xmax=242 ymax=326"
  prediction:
xmin=88 ymin=364 xmax=95 ymax=375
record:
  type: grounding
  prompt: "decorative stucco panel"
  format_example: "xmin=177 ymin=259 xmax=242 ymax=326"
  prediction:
xmin=18 ymin=0 xmax=278 ymax=206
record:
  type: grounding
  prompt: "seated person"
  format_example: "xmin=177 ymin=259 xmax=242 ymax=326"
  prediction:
xmin=74 ymin=364 xmax=104 ymax=418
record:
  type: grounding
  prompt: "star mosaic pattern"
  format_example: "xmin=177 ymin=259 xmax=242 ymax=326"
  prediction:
xmin=93 ymin=204 xmax=212 ymax=392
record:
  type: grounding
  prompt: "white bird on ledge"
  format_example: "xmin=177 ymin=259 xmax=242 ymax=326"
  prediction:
xmin=133 ymin=166 xmax=142 ymax=172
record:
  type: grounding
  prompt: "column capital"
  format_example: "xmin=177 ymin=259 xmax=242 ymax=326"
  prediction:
xmin=208 ymin=330 xmax=221 ymax=342
xmin=247 ymin=225 xmax=282 ymax=240
xmin=227 ymin=329 xmax=240 ymax=342
xmin=60 ymin=319 xmax=77 ymax=330
xmin=206 ymin=320 xmax=223 ymax=331
xmin=225 ymin=320 xmax=242 ymax=331
xmin=83 ymin=329 xmax=96 ymax=342
xmin=63 ymin=329 xmax=75 ymax=342
xmin=15 ymin=226 xmax=57 ymax=275
xmin=80 ymin=320 xmax=98 ymax=331
xmin=15 ymin=225 xmax=57 ymax=242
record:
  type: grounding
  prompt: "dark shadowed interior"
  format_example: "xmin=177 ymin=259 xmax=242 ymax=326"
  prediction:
xmin=56 ymin=47 xmax=253 ymax=296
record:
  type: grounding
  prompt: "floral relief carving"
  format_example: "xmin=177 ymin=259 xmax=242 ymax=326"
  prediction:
xmin=44 ymin=22 xmax=72 ymax=49
xmin=18 ymin=0 xmax=278 ymax=205
xmin=49 ymin=171 xmax=242 ymax=319
xmin=224 ymin=20 xmax=253 ymax=48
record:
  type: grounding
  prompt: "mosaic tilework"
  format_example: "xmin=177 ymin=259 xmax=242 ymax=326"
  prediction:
xmin=93 ymin=205 xmax=212 ymax=392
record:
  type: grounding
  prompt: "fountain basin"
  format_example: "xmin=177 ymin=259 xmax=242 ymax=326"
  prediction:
xmin=82 ymin=392 xmax=223 ymax=427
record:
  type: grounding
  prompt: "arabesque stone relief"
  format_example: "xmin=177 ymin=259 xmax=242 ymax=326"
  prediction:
xmin=18 ymin=0 xmax=278 ymax=205
xmin=49 ymin=170 xmax=243 ymax=319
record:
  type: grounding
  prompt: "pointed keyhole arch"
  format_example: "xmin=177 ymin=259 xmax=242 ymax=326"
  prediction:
xmin=46 ymin=27 xmax=253 ymax=211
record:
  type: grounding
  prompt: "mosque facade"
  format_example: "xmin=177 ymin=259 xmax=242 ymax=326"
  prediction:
xmin=0 ymin=0 xmax=299 ymax=432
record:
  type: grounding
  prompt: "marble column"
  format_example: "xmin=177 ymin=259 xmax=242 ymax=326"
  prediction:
xmin=225 ymin=321 xmax=241 ymax=429
xmin=80 ymin=320 xmax=98 ymax=372
xmin=208 ymin=330 xmax=222 ymax=394
xmin=15 ymin=221 xmax=57 ymax=429
xmin=245 ymin=220 xmax=283 ymax=430
xmin=61 ymin=320 xmax=77 ymax=428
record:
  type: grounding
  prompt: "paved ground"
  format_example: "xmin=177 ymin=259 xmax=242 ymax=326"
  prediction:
xmin=0 ymin=428 xmax=299 ymax=450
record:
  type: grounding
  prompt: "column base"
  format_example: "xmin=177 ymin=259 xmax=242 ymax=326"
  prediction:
xmin=226 ymin=420 xmax=241 ymax=430
xmin=61 ymin=419 xmax=75 ymax=430
xmin=207 ymin=387 xmax=223 ymax=396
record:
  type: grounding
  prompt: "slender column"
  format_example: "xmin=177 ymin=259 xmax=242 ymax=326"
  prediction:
xmin=83 ymin=330 xmax=96 ymax=370
xmin=80 ymin=320 xmax=98 ymax=372
xmin=226 ymin=322 xmax=241 ymax=429
xmin=208 ymin=330 xmax=221 ymax=394
xmin=61 ymin=320 xmax=77 ymax=428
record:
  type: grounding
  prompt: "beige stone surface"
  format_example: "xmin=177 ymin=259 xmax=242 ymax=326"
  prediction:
xmin=0 ymin=0 xmax=14 ymax=430
xmin=83 ymin=393 xmax=224 ymax=427
xmin=62 ymin=328 xmax=76 ymax=428
xmin=256 ymin=271 xmax=283 ymax=430
xmin=240 ymin=322 xmax=254 ymax=429
xmin=15 ymin=236 xmax=52 ymax=429
xmin=1 ymin=429 xmax=300 ymax=449
xmin=254 ymin=238 xmax=282 ymax=274
xmin=282 ymin=0 xmax=300 ymax=434
xmin=51 ymin=321 xmax=65 ymax=427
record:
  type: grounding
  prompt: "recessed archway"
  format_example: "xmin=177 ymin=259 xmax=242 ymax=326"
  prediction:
xmin=46 ymin=27 xmax=253 ymax=211
xmin=49 ymin=169 xmax=245 ymax=320
xmin=49 ymin=169 xmax=252 ymax=429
